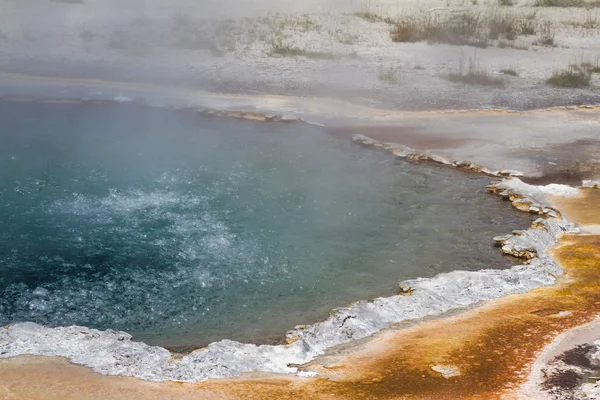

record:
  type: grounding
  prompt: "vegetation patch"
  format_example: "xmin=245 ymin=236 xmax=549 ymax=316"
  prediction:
xmin=547 ymin=65 xmax=592 ymax=87
xmin=378 ymin=68 xmax=399 ymax=83
xmin=534 ymin=0 xmax=600 ymax=7
xmin=534 ymin=21 xmax=556 ymax=46
xmin=269 ymin=44 xmax=336 ymax=59
xmin=574 ymin=60 xmax=600 ymax=73
xmin=390 ymin=11 xmax=539 ymax=49
xmin=500 ymin=68 xmax=518 ymax=76
xmin=447 ymin=57 xmax=505 ymax=87
xmin=568 ymin=15 xmax=600 ymax=28
xmin=353 ymin=11 xmax=395 ymax=24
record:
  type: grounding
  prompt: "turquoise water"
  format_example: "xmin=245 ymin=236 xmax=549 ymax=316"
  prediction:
xmin=0 ymin=102 xmax=530 ymax=348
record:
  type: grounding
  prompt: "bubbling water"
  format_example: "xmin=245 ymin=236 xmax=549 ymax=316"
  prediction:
xmin=0 ymin=102 xmax=531 ymax=348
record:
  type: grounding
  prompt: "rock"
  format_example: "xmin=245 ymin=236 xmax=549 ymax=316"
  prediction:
xmin=552 ymin=311 xmax=572 ymax=318
xmin=297 ymin=371 xmax=319 ymax=378
xmin=422 ymin=152 xmax=452 ymax=165
xmin=241 ymin=112 xmax=267 ymax=121
xmin=431 ymin=365 xmax=461 ymax=378
xmin=582 ymin=180 xmax=600 ymax=189
xmin=277 ymin=115 xmax=300 ymax=122
xmin=499 ymin=170 xmax=524 ymax=177
xmin=352 ymin=134 xmax=377 ymax=146
xmin=397 ymin=285 xmax=414 ymax=295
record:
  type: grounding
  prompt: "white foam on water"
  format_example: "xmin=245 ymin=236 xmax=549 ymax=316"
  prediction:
xmin=1 ymin=183 xmax=285 ymax=333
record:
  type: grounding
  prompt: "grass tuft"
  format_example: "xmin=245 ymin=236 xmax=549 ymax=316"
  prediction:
xmin=447 ymin=56 xmax=505 ymax=87
xmin=500 ymin=68 xmax=518 ymax=76
xmin=354 ymin=11 xmax=395 ymax=24
xmin=378 ymin=68 xmax=399 ymax=83
xmin=269 ymin=44 xmax=336 ymax=59
xmin=568 ymin=15 xmax=600 ymax=28
xmin=547 ymin=66 xmax=591 ymax=87
xmin=390 ymin=11 xmax=538 ymax=49
xmin=535 ymin=21 xmax=556 ymax=46
xmin=534 ymin=0 xmax=600 ymax=7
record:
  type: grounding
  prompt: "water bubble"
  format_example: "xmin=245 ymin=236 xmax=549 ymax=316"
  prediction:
xmin=32 ymin=287 xmax=50 ymax=297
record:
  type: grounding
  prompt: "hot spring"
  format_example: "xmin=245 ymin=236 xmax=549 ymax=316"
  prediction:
xmin=0 ymin=102 xmax=531 ymax=349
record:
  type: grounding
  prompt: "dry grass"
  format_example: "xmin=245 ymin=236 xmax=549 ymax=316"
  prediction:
xmin=547 ymin=65 xmax=592 ymax=87
xmin=391 ymin=12 xmax=487 ymax=47
xmin=269 ymin=44 xmax=336 ymax=59
xmin=500 ymin=68 xmax=518 ymax=76
xmin=390 ymin=10 xmax=538 ymax=49
xmin=353 ymin=11 xmax=395 ymax=24
xmin=534 ymin=0 xmax=600 ymax=7
xmin=378 ymin=68 xmax=399 ymax=83
xmin=257 ymin=12 xmax=323 ymax=33
xmin=498 ymin=39 xmax=530 ymax=50
xmin=447 ymin=56 xmax=505 ymax=87
xmin=568 ymin=14 xmax=600 ymax=28
xmin=574 ymin=58 xmax=600 ymax=73
xmin=535 ymin=21 xmax=556 ymax=46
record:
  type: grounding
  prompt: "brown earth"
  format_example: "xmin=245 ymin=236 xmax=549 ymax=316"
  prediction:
xmin=552 ymin=189 xmax=600 ymax=226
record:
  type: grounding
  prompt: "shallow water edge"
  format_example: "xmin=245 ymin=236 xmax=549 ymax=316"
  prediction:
xmin=0 ymin=178 xmax=578 ymax=382
xmin=0 ymin=93 xmax=585 ymax=382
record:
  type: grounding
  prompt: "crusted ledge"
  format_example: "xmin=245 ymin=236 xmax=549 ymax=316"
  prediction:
xmin=352 ymin=134 xmax=525 ymax=177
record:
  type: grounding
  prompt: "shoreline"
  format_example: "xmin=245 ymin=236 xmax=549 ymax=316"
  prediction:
xmin=2 ymin=230 xmax=600 ymax=399
xmin=0 ymin=75 xmax=599 ymax=398
xmin=0 ymin=81 xmax=585 ymax=381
